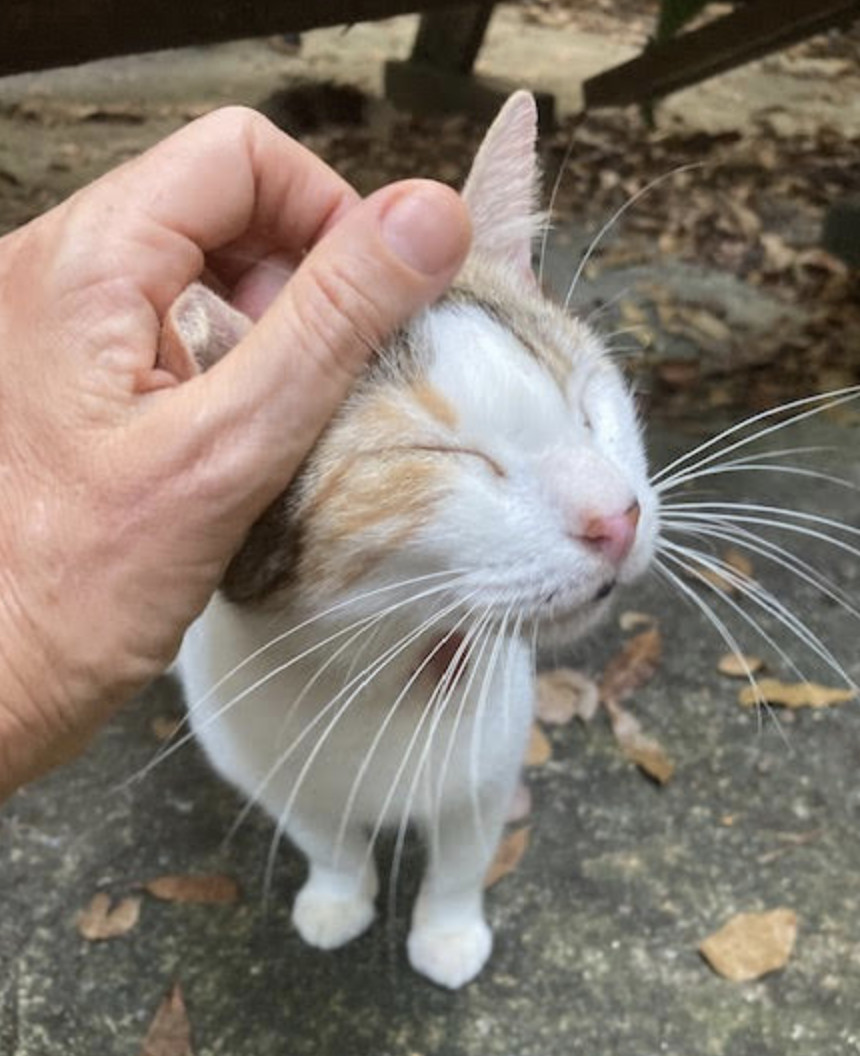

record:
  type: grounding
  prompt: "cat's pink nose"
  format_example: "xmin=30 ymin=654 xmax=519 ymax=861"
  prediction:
xmin=581 ymin=501 xmax=640 ymax=565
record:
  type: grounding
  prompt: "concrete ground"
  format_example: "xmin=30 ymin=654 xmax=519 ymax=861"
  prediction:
xmin=1 ymin=18 xmax=860 ymax=1056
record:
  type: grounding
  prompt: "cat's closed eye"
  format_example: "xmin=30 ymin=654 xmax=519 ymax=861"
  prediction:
xmin=403 ymin=443 xmax=506 ymax=478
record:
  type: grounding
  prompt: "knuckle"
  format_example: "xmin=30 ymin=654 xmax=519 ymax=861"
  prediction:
xmin=296 ymin=258 xmax=393 ymax=380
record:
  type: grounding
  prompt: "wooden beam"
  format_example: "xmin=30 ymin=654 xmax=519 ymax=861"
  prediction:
xmin=410 ymin=3 xmax=495 ymax=74
xmin=584 ymin=0 xmax=860 ymax=109
xmin=2 ymin=0 xmax=464 ymax=77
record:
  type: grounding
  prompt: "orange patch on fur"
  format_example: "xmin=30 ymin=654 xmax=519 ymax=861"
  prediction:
xmin=298 ymin=386 xmax=447 ymax=591
xmin=412 ymin=383 xmax=458 ymax=429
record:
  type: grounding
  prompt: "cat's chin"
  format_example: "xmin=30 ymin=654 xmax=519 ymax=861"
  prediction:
xmin=533 ymin=595 xmax=615 ymax=648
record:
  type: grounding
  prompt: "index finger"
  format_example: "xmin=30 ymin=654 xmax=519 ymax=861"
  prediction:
xmin=57 ymin=107 xmax=360 ymax=315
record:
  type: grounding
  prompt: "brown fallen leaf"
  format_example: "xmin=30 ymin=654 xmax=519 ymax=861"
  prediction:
xmin=144 ymin=875 xmax=241 ymax=904
xmin=140 ymin=982 xmax=194 ymax=1056
xmin=506 ymin=780 xmax=532 ymax=823
xmin=525 ymin=723 xmax=552 ymax=766
xmin=688 ymin=548 xmax=755 ymax=595
xmin=656 ymin=358 xmax=700 ymax=388
xmin=77 ymin=893 xmax=141 ymax=941
xmin=599 ymin=627 xmax=662 ymax=705
xmin=761 ymin=232 xmax=797 ymax=273
xmin=536 ymin=668 xmax=600 ymax=725
xmin=618 ymin=610 xmax=655 ymax=632
xmin=604 ymin=699 xmax=675 ymax=785
xmin=724 ymin=549 xmax=754 ymax=579
xmin=151 ymin=716 xmax=182 ymax=742
xmin=738 ymin=679 xmax=856 ymax=709
xmin=484 ymin=827 xmax=530 ymax=888
xmin=699 ymin=908 xmax=798 ymax=982
xmin=717 ymin=653 xmax=764 ymax=678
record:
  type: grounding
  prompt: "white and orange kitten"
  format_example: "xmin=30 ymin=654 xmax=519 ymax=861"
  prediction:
xmin=177 ymin=92 xmax=658 ymax=989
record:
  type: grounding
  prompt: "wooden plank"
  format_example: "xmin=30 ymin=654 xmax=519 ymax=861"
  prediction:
xmin=584 ymin=0 xmax=860 ymax=109
xmin=2 ymin=0 xmax=463 ymax=77
xmin=411 ymin=4 xmax=495 ymax=74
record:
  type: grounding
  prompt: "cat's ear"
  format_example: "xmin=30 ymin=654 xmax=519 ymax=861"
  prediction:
xmin=462 ymin=91 xmax=543 ymax=277
xmin=158 ymin=282 xmax=252 ymax=381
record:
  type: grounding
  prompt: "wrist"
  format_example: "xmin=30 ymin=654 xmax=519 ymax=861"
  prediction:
xmin=0 ymin=569 xmax=94 ymax=801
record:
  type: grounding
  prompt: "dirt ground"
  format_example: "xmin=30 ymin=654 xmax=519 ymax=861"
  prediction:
xmin=1 ymin=5 xmax=859 ymax=1054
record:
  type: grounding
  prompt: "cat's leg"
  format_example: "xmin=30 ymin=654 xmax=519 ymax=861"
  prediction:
xmin=286 ymin=811 xmax=379 ymax=950
xmin=408 ymin=788 xmax=512 ymax=990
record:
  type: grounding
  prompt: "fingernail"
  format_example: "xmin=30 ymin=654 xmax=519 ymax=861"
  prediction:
xmin=381 ymin=183 xmax=469 ymax=276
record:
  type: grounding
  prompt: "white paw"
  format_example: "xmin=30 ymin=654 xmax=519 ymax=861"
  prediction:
xmin=407 ymin=919 xmax=493 ymax=989
xmin=292 ymin=885 xmax=375 ymax=950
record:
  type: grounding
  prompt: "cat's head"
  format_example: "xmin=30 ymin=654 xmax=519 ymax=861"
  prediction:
xmin=165 ymin=92 xmax=658 ymax=643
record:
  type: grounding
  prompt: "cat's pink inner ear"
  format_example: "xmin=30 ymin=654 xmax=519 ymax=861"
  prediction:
xmin=462 ymin=91 xmax=542 ymax=278
xmin=158 ymin=282 xmax=252 ymax=380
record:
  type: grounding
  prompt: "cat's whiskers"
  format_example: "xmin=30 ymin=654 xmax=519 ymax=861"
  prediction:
xmin=502 ymin=611 xmax=526 ymax=740
xmin=188 ymin=568 xmax=467 ymax=716
xmin=468 ymin=604 xmax=515 ymax=858
xmin=221 ymin=611 xmax=399 ymax=851
xmin=261 ymin=593 xmax=472 ymax=899
xmin=658 ymin=538 xmax=857 ymax=693
xmin=133 ymin=575 xmax=465 ymax=787
xmin=226 ymin=587 xmax=467 ymax=848
xmin=660 ymin=513 xmax=859 ymax=620
xmin=385 ymin=608 xmax=497 ymax=922
xmin=425 ymin=609 xmax=500 ymax=866
xmin=272 ymin=607 xmax=393 ymax=753
xmin=584 ymin=285 xmax=634 ymax=328
xmin=651 ymin=557 xmax=777 ymax=735
xmin=331 ymin=596 xmax=483 ymax=869
xmin=563 ymin=163 xmax=703 ymax=312
xmin=652 ymin=387 xmax=860 ymax=492
xmin=373 ymin=605 xmax=492 ymax=922
xmin=537 ymin=132 xmax=578 ymax=290
xmin=661 ymin=501 xmax=860 ymax=559
xmin=664 ymin=451 xmax=855 ymax=493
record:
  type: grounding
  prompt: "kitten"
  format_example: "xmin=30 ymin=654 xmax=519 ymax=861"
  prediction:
xmin=176 ymin=91 xmax=658 ymax=989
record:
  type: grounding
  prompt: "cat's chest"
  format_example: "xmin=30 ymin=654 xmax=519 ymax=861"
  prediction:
xmin=179 ymin=595 xmax=535 ymax=819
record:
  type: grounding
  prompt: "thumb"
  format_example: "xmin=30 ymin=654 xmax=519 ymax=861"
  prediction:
xmin=196 ymin=179 xmax=470 ymax=479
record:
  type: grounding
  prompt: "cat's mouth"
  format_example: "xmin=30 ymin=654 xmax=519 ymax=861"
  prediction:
xmin=592 ymin=579 xmax=617 ymax=602
xmin=545 ymin=577 xmax=615 ymax=611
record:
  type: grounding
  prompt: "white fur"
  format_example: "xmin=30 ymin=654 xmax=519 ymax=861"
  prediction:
xmin=179 ymin=298 xmax=656 ymax=988
xmin=180 ymin=591 xmax=534 ymax=989
xmin=178 ymin=91 xmax=658 ymax=990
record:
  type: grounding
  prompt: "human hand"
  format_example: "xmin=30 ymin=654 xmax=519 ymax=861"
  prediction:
xmin=0 ymin=107 xmax=471 ymax=798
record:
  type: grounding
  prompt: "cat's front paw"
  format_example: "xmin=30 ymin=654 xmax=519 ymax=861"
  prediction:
xmin=292 ymin=885 xmax=375 ymax=950
xmin=407 ymin=918 xmax=492 ymax=989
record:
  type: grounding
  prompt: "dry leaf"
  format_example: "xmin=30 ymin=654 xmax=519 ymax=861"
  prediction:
xmin=724 ymin=549 xmax=754 ymax=578
xmin=761 ymin=232 xmax=796 ymax=272
xmin=536 ymin=668 xmax=600 ymax=724
xmin=688 ymin=548 xmax=754 ymax=595
xmin=151 ymin=716 xmax=182 ymax=742
xmin=525 ymin=723 xmax=552 ymax=766
xmin=699 ymin=909 xmax=798 ymax=981
xmin=618 ymin=610 xmax=655 ymax=632
xmin=144 ymin=875 xmax=240 ymax=904
xmin=77 ymin=893 xmax=141 ymax=941
xmin=599 ymin=627 xmax=662 ymax=705
xmin=140 ymin=982 xmax=194 ymax=1056
xmin=657 ymin=358 xmax=700 ymax=388
xmin=506 ymin=780 xmax=532 ymax=823
xmin=604 ymin=699 xmax=675 ymax=785
xmin=738 ymin=679 xmax=856 ymax=709
xmin=717 ymin=653 xmax=764 ymax=678
xmin=484 ymin=827 xmax=530 ymax=888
